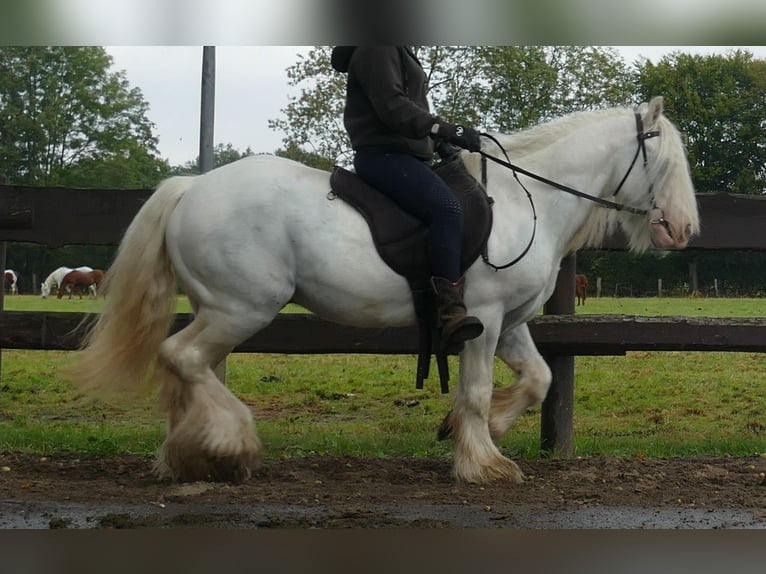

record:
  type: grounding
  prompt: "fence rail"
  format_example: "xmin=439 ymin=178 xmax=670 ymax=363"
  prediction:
xmin=2 ymin=311 xmax=766 ymax=355
xmin=2 ymin=184 xmax=766 ymax=455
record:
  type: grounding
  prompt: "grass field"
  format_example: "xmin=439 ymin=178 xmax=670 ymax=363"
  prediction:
xmin=0 ymin=294 xmax=764 ymax=459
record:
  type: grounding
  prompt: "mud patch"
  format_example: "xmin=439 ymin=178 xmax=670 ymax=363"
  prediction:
xmin=1 ymin=452 xmax=765 ymax=528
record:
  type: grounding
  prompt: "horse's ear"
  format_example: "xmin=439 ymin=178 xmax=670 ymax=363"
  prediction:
xmin=643 ymin=96 xmax=664 ymax=129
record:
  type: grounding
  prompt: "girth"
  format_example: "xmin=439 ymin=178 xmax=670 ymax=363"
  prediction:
xmin=329 ymin=154 xmax=493 ymax=392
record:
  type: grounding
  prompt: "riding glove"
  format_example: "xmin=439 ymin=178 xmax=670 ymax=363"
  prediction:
xmin=432 ymin=121 xmax=482 ymax=153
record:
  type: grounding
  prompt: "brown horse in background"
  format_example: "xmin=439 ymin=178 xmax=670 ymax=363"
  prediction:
xmin=57 ymin=269 xmax=105 ymax=299
xmin=575 ymin=274 xmax=588 ymax=306
xmin=4 ymin=269 xmax=18 ymax=295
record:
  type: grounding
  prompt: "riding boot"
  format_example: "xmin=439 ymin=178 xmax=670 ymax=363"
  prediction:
xmin=431 ymin=276 xmax=484 ymax=349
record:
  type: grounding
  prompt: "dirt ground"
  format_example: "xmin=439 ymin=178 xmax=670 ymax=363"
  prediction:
xmin=2 ymin=452 xmax=766 ymax=529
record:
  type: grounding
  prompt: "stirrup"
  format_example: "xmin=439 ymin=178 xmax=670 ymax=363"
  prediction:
xmin=443 ymin=315 xmax=484 ymax=348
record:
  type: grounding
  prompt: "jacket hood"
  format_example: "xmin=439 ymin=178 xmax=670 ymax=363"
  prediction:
xmin=331 ymin=46 xmax=356 ymax=73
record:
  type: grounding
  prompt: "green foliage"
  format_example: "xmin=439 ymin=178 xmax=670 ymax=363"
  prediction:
xmin=269 ymin=46 xmax=634 ymax=165
xmin=270 ymin=47 xmax=766 ymax=198
xmin=577 ymin=250 xmax=766 ymax=297
xmin=0 ymin=46 xmax=166 ymax=188
xmin=636 ymin=50 xmax=766 ymax=194
xmin=0 ymin=47 xmax=174 ymax=290
xmin=268 ymin=47 xmax=349 ymax=165
xmin=170 ymin=142 xmax=255 ymax=175
xmin=59 ymin=140 xmax=171 ymax=189
xmin=450 ymin=46 xmax=634 ymax=132
xmin=275 ymin=144 xmax=335 ymax=171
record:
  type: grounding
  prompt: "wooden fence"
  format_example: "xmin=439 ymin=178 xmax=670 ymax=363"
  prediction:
xmin=2 ymin=183 xmax=766 ymax=455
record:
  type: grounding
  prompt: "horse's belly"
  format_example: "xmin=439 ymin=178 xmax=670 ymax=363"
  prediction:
xmin=292 ymin=278 xmax=415 ymax=328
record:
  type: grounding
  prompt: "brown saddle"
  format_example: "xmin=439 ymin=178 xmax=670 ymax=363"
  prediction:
xmin=329 ymin=155 xmax=493 ymax=286
xmin=329 ymin=155 xmax=494 ymax=393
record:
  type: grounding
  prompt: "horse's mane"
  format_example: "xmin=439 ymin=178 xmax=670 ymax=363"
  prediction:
xmin=462 ymin=104 xmax=696 ymax=254
xmin=484 ymin=107 xmax=630 ymax=158
xmin=483 ymin=105 xmax=688 ymax=190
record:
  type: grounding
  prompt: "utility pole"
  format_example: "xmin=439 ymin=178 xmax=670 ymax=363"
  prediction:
xmin=199 ymin=46 xmax=216 ymax=174
xmin=199 ymin=46 xmax=226 ymax=382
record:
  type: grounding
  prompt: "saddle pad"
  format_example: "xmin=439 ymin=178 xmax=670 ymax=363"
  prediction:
xmin=330 ymin=156 xmax=493 ymax=285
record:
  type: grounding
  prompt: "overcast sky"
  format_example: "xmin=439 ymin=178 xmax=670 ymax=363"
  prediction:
xmin=106 ymin=46 xmax=766 ymax=166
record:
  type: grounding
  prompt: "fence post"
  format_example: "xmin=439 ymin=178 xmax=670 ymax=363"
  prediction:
xmin=0 ymin=172 xmax=7 ymax=382
xmin=689 ymin=258 xmax=699 ymax=294
xmin=540 ymin=252 xmax=576 ymax=456
xmin=0 ymin=241 xmax=5 ymax=383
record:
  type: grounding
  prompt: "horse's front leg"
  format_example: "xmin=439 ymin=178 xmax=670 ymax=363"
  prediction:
xmin=488 ymin=322 xmax=552 ymax=441
xmin=440 ymin=318 xmax=525 ymax=484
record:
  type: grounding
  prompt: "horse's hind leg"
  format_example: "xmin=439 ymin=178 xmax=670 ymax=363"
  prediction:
xmin=487 ymin=323 xmax=552 ymax=441
xmin=153 ymin=311 xmax=266 ymax=482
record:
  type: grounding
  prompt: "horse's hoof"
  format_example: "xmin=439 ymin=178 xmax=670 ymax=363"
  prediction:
xmin=502 ymin=462 xmax=526 ymax=484
xmin=454 ymin=455 xmax=526 ymax=484
xmin=155 ymin=448 xmax=259 ymax=483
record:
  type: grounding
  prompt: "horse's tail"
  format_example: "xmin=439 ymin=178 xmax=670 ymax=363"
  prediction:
xmin=72 ymin=176 xmax=194 ymax=394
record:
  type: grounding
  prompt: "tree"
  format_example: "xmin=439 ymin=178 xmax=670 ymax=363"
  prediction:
xmin=445 ymin=46 xmax=634 ymax=133
xmin=636 ymin=50 xmax=766 ymax=194
xmin=58 ymin=140 xmax=170 ymax=188
xmin=275 ymin=144 xmax=335 ymax=171
xmin=269 ymin=46 xmax=635 ymax=166
xmin=171 ymin=142 xmax=255 ymax=175
xmin=0 ymin=47 xmax=168 ymax=293
xmin=0 ymin=46 xmax=166 ymax=187
xmin=268 ymin=47 xmax=349 ymax=165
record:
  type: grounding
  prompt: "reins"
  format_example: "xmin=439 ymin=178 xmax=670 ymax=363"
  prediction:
xmin=479 ymin=134 xmax=651 ymax=217
xmin=477 ymin=110 xmax=661 ymax=271
xmin=479 ymin=134 xmax=537 ymax=271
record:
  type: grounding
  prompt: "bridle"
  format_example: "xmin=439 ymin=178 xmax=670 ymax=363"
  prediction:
xmin=477 ymin=108 xmax=664 ymax=271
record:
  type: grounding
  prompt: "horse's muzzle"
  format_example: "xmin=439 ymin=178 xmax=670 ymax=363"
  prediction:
xmin=649 ymin=207 xmax=691 ymax=249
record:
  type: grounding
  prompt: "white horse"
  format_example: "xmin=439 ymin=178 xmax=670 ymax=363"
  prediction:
xmin=41 ymin=266 xmax=97 ymax=298
xmin=73 ymin=97 xmax=699 ymax=483
xmin=4 ymin=269 xmax=18 ymax=295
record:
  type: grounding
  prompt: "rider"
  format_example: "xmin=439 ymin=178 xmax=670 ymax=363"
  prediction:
xmin=331 ymin=45 xmax=485 ymax=349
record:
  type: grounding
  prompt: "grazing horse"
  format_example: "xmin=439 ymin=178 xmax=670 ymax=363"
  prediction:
xmin=57 ymin=269 xmax=103 ymax=299
xmin=4 ymin=269 xmax=18 ymax=295
xmin=575 ymin=274 xmax=588 ymax=306
xmin=41 ymin=266 xmax=96 ymax=298
xmin=89 ymin=269 xmax=106 ymax=297
xmin=73 ymin=97 xmax=699 ymax=484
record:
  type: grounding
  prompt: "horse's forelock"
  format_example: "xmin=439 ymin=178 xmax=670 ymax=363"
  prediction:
xmin=650 ymin=113 xmax=700 ymax=235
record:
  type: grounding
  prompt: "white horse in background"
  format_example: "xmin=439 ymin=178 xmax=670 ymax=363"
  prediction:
xmin=4 ymin=269 xmax=18 ymax=295
xmin=73 ymin=97 xmax=699 ymax=484
xmin=41 ymin=266 xmax=97 ymax=298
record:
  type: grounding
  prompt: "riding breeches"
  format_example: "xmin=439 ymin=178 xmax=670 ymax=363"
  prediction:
xmin=353 ymin=149 xmax=464 ymax=281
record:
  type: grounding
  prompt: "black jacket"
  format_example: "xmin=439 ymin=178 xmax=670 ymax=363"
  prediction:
xmin=334 ymin=46 xmax=437 ymax=161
